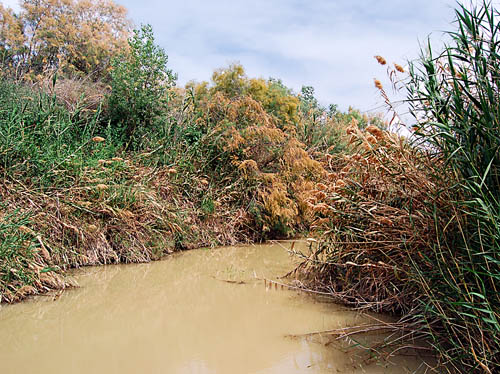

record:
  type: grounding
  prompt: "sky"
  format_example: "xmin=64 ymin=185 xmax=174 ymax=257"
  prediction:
xmin=115 ymin=0 xmax=461 ymax=114
xmin=1 ymin=0 xmax=496 ymax=115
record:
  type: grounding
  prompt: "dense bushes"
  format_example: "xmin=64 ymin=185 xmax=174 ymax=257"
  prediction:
xmin=296 ymin=2 xmax=500 ymax=373
xmin=0 ymin=17 xmax=364 ymax=301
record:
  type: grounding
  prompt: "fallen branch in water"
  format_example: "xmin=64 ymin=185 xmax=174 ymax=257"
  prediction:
xmin=210 ymin=276 xmax=246 ymax=285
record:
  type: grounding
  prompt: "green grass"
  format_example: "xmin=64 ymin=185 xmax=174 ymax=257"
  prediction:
xmin=0 ymin=209 xmax=38 ymax=301
xmin=0 ymin=79 xmax=115 ymax=186
xmin=407 ymin=2 xmax=500 ymax=372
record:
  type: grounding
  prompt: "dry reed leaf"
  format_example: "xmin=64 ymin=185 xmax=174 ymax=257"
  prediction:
xmin=327 ymin=173 xmax=337 ymax=181
xmin=314 ymin=191 xmax=327 ymax=200
xmin=362 ymin=141 xmax=372 ymax=151
xmin=336 ymin=179 xmax=346 ymax=188
xmin=313 ymin=203 xmax=330 ymax=214
xmin=18 ymin=225 xmax=33 ymax=234
xmin=118 ymin=209 xmax=134 ymax=219
xmin=313 ymin=217 xmax=330 ymax=226
xmin=15 ymin=285 xmax=37 ymax=298
xmin=378 ymin=217 xmax=393 ymax=226
xmin=39 ymin=272 xmax=63 ymax=289
xmin=366 ymin=134 xmax=378 ymax=144
xmin=316 ymin=183 xmax=328 ymax=191
xmin=36 ymin=235 xmax=52 ymax=262
xmin=238 ymin=159 xmax=259 ymax=175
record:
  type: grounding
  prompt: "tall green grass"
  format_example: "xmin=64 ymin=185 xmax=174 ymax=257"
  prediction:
xmin=406 ymin=2 xmax=500 ymax=371
xmin=0 ymin=79 xmax=117 ymax=186
xmin=0 ymin=209 xmax=37 ymax=301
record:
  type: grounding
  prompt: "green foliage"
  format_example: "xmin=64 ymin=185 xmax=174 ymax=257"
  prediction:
xmin=293 ymin=86 xmax=352 ymax=153
xmin=247 ymin=77 xmax=300 ymax=127
xmin=205 ymin=64 xmax=301 ymax=128
xmin=201 ymin=196 xmax=215 ymax=216
xmin=107 ymin=24 xmax=177 ymax=147
xmin=405 ymin=1 xmax=500 ymax=372
xmin=299 ymin=86 xmax=321 ymax=114
xmin=0 ymin=78 xmax=111 ymax=185
xmin=211 ymin=63 xmax=246 ymax=97
xmin=0 ymin=209 xmax=37 ymax=299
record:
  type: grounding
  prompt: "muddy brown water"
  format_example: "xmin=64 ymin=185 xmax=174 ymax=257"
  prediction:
xmin=0 ymin=242 xmax=429 ymax=374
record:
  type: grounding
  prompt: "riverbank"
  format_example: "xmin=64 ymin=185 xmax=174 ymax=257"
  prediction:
xmin=0 ymin=159 xmax=261 ymax=303
xmin=0 ymin=71 xmax=363 ymax=303
xmin=1 ymin=2 xmax=500 ymax=371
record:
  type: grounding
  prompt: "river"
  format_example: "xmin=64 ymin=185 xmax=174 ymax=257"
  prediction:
xmin=0 ymin=241 xmax=429 ymax=373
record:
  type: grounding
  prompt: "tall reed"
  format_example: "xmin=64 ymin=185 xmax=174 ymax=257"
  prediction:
xmin=295 ymin=2 xmax=500 ymax=372
xmin=406 ymin=1 xmax=500 ymax=371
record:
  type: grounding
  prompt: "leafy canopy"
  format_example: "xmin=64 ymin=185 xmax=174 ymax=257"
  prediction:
xmin=107 ymin=24 xmax=177 ymax=145
xmin=0 ymin=0 xmax=131 ymax=79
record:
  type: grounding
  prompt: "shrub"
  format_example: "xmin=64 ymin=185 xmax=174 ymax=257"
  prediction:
xmin=107 ymin=24 xmax=177 ymax=147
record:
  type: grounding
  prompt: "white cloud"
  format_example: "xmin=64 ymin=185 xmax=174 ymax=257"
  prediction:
xmin=117 ymin=0 xmax=467 ymax=114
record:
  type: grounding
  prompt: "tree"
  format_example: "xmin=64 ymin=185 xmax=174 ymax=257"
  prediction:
xmin=211 ymin=63 xmax=246 ymax=97
xmin=207 ymin=63 xmax=300 ymax=128
xmin=0 ymin=0 xmax=131 ymax=79
xmin=107 ymin=24 xmax=177 ymax=146
xmin=0 ymin=4 xmax=25 ymax=77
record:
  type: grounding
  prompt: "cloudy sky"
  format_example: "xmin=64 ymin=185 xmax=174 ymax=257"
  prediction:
xmin=116 ymin=0 xmax=462 ymax=113
xmin=2 ymin=0 xmax=495 ymax=113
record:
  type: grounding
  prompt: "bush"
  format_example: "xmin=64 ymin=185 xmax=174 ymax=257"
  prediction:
xmin=107 ymin=24 xmax=177 ymax=147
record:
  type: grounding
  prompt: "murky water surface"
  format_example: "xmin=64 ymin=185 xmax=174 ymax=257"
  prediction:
xmin=0 ymin=242 xmax=428 ymax=374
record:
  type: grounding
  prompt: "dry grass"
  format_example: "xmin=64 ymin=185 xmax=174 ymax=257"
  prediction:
xmin=292 ymin=124 xmax=452 ymax=313
xmin=0 ymin=158 xmax=257 ymax=303
xmin=38 ymin=75 xmax=109 ymax=112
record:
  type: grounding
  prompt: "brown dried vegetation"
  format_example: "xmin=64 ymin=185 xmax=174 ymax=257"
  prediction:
xmin=293 ymin=123 xmax=452 ymax=314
